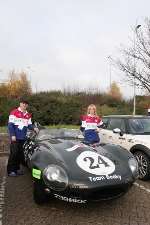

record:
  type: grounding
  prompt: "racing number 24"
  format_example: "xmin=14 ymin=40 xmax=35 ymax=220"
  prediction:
xmin=83 ymin=156 xmax=110 ymax=169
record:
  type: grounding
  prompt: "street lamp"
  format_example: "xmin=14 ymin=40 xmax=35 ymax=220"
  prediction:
xmin=26 ymin=66 xmax=37 ymax=92
xmin=133 ymin=24 xmax=141 ymax=116
xmin=107 ymin=56 xmax=112 ymax=89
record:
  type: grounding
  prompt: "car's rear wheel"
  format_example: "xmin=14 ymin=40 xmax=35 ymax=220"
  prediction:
xmin=134 ymin=151 xmax=150 ymax=180
xmin=33 ymin=181 xmax=49 ymax=204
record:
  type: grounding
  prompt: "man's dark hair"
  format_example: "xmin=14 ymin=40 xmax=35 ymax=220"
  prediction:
xmin=19 ymin=98 xmax=29 ymax=105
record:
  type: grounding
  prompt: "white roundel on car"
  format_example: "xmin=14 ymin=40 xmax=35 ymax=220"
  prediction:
xmin=76 ymin=151 xmax=115 ymax=175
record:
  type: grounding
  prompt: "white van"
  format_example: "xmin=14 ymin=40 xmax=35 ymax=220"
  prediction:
xmin=101 ymin=115 xmax=150 ymax=180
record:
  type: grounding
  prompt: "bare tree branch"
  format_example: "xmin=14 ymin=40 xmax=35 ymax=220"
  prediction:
xmin=114 ymin=18 xmax=150 ymax=93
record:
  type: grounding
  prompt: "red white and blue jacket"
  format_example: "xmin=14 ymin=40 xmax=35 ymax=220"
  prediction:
xmin=8 ymin=107 xmax=33 ymax=140
xmin=80 ymin=114 xmax=103 ymax=144
xmin=80 ymin=114 xmax=103 ymax=130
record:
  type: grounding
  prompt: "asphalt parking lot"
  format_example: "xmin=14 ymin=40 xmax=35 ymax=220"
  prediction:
xmin=0 ymin=156 xmax=150 ymax=225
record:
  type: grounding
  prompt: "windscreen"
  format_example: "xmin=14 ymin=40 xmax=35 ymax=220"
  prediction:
xmin=36 ymin=128 xmax=83 ymax=140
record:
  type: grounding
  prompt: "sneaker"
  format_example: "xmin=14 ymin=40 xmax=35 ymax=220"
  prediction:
xmin=8 ymin=172 xmax=17 ymax=177
xmin=17 ymin=170 xmax=24 ymax=175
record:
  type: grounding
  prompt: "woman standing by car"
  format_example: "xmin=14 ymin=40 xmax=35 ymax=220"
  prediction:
xmin=80 ymin=104 xmax=103 ymax=145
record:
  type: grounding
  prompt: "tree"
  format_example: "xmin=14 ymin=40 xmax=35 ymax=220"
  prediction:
xmin=116 ymin=18 xmax=150 ymax=93
xmin=7 ymin=70 xmax=32 ymax=97
xmin=108 ymin=81 xmax=122 ymax=100
xmin=0 ymin=83 xmax=9 ymax=97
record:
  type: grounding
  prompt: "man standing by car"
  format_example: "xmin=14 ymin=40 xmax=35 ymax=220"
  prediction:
xmin=7 ymin=98 xmax=39 ymax=177
xmin=148 ymin=107 xmax=150 ymax=116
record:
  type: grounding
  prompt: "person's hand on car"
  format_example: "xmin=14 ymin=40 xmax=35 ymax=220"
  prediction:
xmin=95 ymin=128 xmax=100 ymax=133
xmin=11 ymin=136 xmax=16 ymax=142
xmin=34 ymin=127 xmax=39 ymax=134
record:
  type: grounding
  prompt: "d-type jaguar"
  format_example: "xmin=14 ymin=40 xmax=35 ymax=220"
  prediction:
xmin=23 ymin=128 xmax=138 ymax=204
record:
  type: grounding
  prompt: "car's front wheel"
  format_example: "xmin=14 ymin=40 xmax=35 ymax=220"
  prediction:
xmin=134 ymin=151 xmax=150 ymax=180
xmin=33 ymin=181 xmax=49 ymax=204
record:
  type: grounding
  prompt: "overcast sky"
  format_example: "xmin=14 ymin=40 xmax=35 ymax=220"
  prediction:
xmin=0 ymin=0 xmax=149 ymax=98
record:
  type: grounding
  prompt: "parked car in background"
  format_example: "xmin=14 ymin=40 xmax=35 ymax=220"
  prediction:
xmin=101 ymin=115 xmax=150 ymax=180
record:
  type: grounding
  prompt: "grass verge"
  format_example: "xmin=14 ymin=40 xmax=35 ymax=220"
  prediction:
xmin=0 ymin=124 xmax=80 ymax=133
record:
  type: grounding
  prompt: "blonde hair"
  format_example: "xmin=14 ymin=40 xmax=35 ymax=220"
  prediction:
xmin=87 ymin=104 xmax=97 ymax=115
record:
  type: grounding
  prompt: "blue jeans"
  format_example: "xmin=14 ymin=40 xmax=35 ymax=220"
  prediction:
xmin=84 ymin=129 xmax=100 ymax=144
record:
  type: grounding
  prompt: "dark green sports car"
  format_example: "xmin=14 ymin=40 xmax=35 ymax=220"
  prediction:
xmin=23 ymin=128 xmax=138 ymax=204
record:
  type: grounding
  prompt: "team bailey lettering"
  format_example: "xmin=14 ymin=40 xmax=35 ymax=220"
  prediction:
xmin=89 ymin=176 xmax=105 ymax=181
xmin=106 ymin=174 xmax=121 ymax=180
xmin=88 ymin=174 xmax=122 ymax=182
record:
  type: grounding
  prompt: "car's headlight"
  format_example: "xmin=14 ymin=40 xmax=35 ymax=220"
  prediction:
xmin=128 ymin=158 xmax=139 ymax=178
xmin=43 ymin=165 xmax=68 ymax=191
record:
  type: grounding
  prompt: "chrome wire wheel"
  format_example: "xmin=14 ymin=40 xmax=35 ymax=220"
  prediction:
xmin=134 ymin=151 xmax=150 ymax=180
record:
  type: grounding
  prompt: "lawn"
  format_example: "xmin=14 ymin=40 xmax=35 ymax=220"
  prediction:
xmin=0 ymin=124 xmax=80 ymax=133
